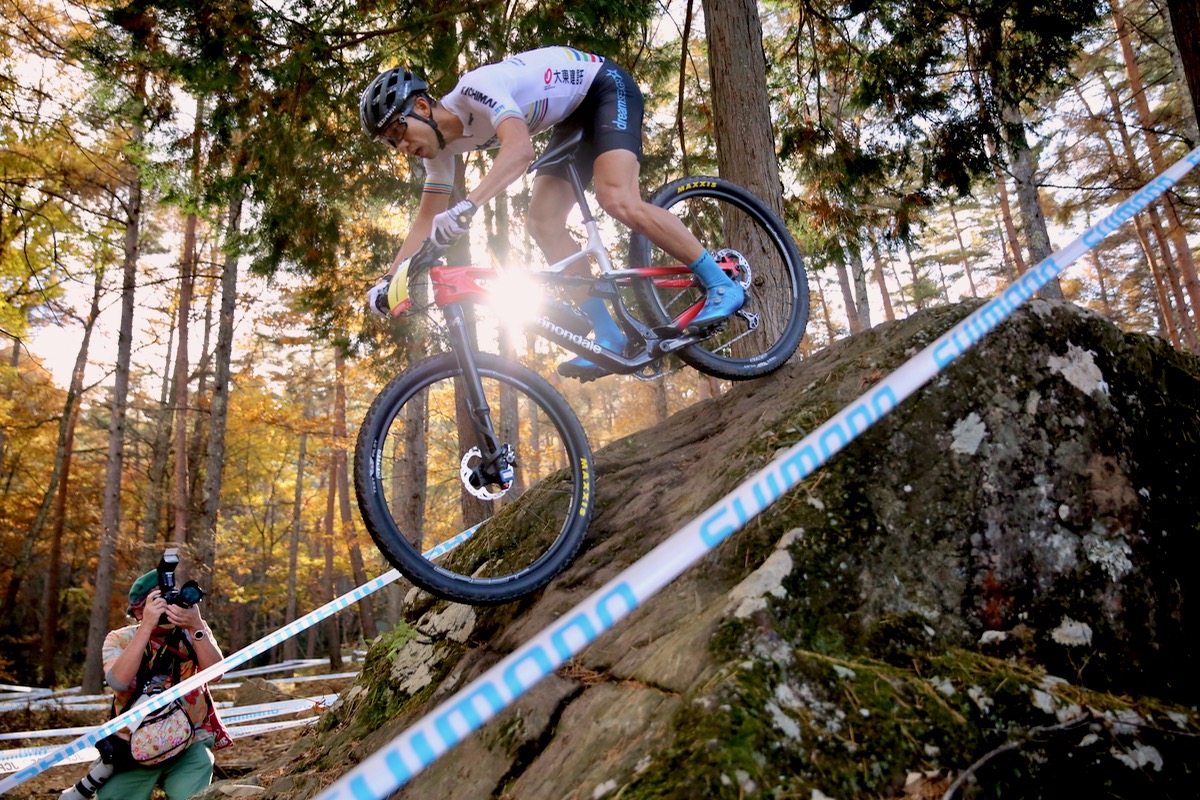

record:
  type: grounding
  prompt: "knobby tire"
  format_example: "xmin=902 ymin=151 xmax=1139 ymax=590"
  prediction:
xmin=355 ymin=352 xmax=594 ymax=605
xmin=629 ymin=177 xmax=809 ymax=380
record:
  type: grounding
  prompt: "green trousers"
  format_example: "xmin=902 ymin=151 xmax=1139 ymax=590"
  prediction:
xmin=96 ymin=739 xmax=214 ymax=800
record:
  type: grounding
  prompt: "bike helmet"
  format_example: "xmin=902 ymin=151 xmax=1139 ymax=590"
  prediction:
xmin=360 ymin=67 xmax=431 ymax=138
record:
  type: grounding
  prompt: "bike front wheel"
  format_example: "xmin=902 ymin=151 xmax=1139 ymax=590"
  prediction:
xmin=629 ymin=176 xmax=809 ymax=381
xmin=355 ymin=352 xmax=594 ymax=605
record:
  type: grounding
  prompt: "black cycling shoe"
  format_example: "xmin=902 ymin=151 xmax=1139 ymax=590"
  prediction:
xmin=557 ymin=360 xmax=609 ymax=383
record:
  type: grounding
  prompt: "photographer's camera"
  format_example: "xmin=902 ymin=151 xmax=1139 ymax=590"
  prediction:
xmin=155 ymin=548 xmax=205 ymax=624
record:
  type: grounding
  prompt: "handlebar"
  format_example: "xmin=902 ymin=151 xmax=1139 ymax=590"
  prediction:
xmin=408 ymin=238 xmax=446 ymax=275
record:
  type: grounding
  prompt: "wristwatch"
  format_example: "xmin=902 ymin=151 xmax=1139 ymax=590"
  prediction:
xmin=192 ymin=629 xmax=206 ymax=641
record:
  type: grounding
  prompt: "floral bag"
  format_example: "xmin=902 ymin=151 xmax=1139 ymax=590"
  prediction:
xmin=128 ymin=691 xmax=195 ymax=765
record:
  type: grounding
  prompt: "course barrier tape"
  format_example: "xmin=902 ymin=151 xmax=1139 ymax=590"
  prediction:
xmin=0 ymin=694 xmax=338 ymax=743
xmin=314 ymin=144 xmax=1200 ymax=800
xmin=214 ymin=670 xmax=361 ymax=692
xmin=224 ymin=658 xmax=330 ymax=678
xmin=0 ymin=521 xmax=482 ymax=794
xmin=0 ymin=696 xmax=109 ymax=714
xmin=1 ymin=745 xmax=96 ymax=774
xmin=226 ymin=716 xmax=319 ymax=737
xmin=0 ymin=717 xmax=321 ymax=775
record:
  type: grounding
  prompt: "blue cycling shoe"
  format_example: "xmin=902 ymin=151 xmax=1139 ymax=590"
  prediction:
xmin=684 ymin=250 xmax=745 ymax=334
xmin=686 ymin=281 xmax=745 ymax=334
xmin=558 ymin=297 xmax=626 ymax=382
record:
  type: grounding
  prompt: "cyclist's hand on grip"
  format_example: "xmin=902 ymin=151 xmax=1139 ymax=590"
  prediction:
xmin=431 ymin=199 xmax=477 ymax=246
xmin=366 ymin=257 xmax=415 ymax=318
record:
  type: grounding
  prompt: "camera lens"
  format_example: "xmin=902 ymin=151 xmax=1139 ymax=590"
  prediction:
xmin=179 ymin=584 xmax=203 ymax=605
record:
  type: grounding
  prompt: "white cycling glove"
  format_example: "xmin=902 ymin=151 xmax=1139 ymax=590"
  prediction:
xmin=431 ymin=199 xmax=477 ymax=247
xmin=366 ymin=257 xmax=415 ymax=318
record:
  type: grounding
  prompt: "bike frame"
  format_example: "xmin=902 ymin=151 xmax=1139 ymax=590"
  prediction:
xmin=427 ymin=151 xmax=727 ymax=373
xmin=416 ymin=138 xmax=729 ymax=488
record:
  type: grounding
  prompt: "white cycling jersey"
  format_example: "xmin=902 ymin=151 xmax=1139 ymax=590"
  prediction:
xmin=422 ymin=47 xmax=608 ymax=195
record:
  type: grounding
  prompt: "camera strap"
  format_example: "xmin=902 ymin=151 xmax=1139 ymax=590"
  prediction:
xmin=116 ymin=628 xmax=196 ymax=717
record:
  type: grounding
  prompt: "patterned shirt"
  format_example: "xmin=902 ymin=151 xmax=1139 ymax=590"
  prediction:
xmin=102 ymin=624 xmax=231 ymax=747
xmin=422 ymin=46 xmax=607 ymax=195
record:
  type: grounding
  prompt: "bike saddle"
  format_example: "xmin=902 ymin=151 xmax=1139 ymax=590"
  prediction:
xmin=528 ymin=129 xmax=585 ymax=172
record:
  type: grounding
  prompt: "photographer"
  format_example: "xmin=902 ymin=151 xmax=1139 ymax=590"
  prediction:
xmin=65 ymin=557 xmax=232 ymax=800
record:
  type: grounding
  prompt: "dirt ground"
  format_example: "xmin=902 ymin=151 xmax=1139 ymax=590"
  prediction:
xmin=9 ymin=725 xmax=306 ymax=799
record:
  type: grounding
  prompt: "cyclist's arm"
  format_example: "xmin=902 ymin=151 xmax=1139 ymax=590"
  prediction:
xmin=393 ymin=191 xmax=449 ymax=268
xmin=463 ymin=116 xmax=535 ymax=209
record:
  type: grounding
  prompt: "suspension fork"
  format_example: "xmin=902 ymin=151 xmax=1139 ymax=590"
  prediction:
xmin=442 ymin=303 xmax=510 ymax=483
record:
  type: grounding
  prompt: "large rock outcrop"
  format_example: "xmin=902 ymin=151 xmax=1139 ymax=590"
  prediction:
xmin=208 ymin=300 xmax=1200 ymax=799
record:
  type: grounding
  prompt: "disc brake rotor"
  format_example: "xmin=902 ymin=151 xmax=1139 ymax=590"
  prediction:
xmin=715 ymin=248 xmax=752 ymax=290
xmin=460 ymin=446 xmax=511 ymax=501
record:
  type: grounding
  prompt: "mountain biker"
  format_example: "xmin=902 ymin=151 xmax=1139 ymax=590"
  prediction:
xmin=360 ymin=46 xmax=745 ymax=379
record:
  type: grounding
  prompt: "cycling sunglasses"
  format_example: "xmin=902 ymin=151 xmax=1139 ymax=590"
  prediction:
xmin=378 ymin=118 xmax=408 ymax=150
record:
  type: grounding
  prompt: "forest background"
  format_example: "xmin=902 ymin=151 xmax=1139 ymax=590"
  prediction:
xmin=1 ymin=0 xmax=1197 ymax=694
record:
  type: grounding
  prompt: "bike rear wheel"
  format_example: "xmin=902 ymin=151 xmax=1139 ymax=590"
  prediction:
xmin=355 ymin=352 xmax=594 ymax=605
xmin=629 ymin=177 xmax=809 ymax=380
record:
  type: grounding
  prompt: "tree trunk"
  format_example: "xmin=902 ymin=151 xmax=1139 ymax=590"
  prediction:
xmin=188 ymin=273 xmax=215 ymax=511
xmin=334 ymin=348 xmax=376 ymax=641
xmin=323 ymin=457 xmax=343 ymax=669
xmin=1113 ymin=0 xmax=1200 ymax=336
xmin=140 ymin=320 xmax=177 ymax=572
xmin=1098 ymin=71 xmax=1197 ymax=349
xmin=653 ymin=379 xmax=669 ymax=423
xmin=171 ymin=214 xmax=196 ymax=548
xmin=998 ymin=96 xmax=1064 ymax=300
xmin=848 ymin=245 xmax=871 ymax=332
xmin=38 ymin=269 xmax=104 ymax=684
xmin=948 ymin=203 xmax=979 ymax=298
xmin=868 ymin=231 xmax=896 ymax=323
xmin=904 ymin=241 xmax=925 ymax=311
xmin=702 ymin=0 xmax=794 ymax=353
xmin=82 ymin=67 xmax=146 ymax=694
xmin=172 ymin=100 xmax=204 ymax=549
xmin=1166 ymin=0 xmax=1200 ymax=127
xmin=833 ymin=258 xmax=860 ymax=335
xmin=703 ymin=0 xmax=782 ymax=215
xmin=283 ymin=357 xmax=313 ymax=662
xmin=676 ymin=0 xmax=698 ymax=176
xmin=814 ymin=275 xmax=837 ymax=343
xmin=195 ymin=184 xmax=244 ymax=594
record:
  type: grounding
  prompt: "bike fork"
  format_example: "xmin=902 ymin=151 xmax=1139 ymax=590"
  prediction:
xmin=443 ymin=304 xmax=514 ymax=488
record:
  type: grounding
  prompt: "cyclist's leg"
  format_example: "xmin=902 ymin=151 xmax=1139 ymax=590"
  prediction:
xmin=592 ymin=150 xmax=700 ymax=265
xmin=587 ymin=66 xmax=743 ymax=331
xmin=531 ymin=130 xmax=627 ymax=378
xmin=594 ymin=151 xmax=743 ymax=331
xmin=530 ymin=171 xmax=626 ymax=378
xmin=527 ymin=173 xmax=582 ymax=271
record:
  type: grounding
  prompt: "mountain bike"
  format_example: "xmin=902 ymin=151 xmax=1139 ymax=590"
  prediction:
xmin=354 ymin=130 xmax=809 ymax=605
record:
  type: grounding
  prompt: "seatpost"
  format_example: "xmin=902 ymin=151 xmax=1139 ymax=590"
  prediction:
xmin=563 ymin=161 xmax=615 ymax=274
xmin=565 ymin=162 xmax=594 ymax=224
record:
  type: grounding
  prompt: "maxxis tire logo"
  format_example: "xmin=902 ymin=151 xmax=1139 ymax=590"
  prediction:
xmin=676 ymin=180 xmax=717 ymax=193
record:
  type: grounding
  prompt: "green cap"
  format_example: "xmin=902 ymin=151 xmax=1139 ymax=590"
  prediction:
xmin=127 ymin=570 xmax=158 ymax=613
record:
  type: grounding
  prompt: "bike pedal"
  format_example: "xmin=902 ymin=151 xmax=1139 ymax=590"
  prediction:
xmin=684 ymin=317 xmax=730 ymax=337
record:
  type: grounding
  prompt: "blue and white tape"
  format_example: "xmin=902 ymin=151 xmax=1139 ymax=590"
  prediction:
xmin=315 ymin=144 xmax=1200 ymax=800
